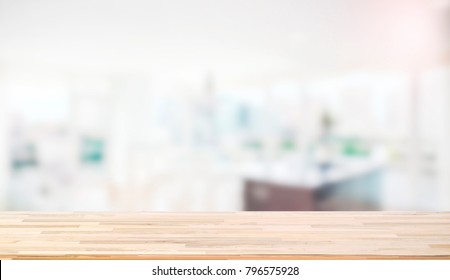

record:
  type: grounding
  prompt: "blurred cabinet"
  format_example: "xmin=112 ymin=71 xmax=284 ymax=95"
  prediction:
xmin=245 ymin=169 xmax=382 ymax=211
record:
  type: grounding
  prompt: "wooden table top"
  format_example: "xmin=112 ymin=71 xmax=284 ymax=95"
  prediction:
xmin=1 ymin=212 xmax=449 ymax=259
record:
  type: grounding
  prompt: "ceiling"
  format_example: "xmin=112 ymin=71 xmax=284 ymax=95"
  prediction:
xmin=0 ymin=0 xmax=447 ymax=82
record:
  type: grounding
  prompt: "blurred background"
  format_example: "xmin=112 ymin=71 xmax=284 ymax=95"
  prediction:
xmin=0 ymin=0 xmax=449 ymax=211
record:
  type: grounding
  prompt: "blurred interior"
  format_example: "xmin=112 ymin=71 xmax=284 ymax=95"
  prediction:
xmin=0 ymin=0 xmax=449 ymax=211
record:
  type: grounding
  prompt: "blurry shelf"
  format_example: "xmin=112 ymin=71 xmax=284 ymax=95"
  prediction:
xmin=0 ymin=212 xmax=449 ymax=259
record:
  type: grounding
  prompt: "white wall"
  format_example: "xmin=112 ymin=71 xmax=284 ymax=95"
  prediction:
xmin=438 ymin=67 xmax=450 ymax=210
xmin=0 ymin=74 xmax=8 ymax=210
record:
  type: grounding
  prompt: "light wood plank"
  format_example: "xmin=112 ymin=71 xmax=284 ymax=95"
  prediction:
xmin=0 ymin=212 xmax=449 ymax=259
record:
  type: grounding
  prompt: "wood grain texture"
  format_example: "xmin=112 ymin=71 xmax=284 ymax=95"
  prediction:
xmin=0 ymin=212 xmax=449 ymax=259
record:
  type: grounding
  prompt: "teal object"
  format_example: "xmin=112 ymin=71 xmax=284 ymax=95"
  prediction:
xmin=341 ymin=138 xmax=370 ymax=157
xmin=81 ymin=137 xmax=105 ymax=164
